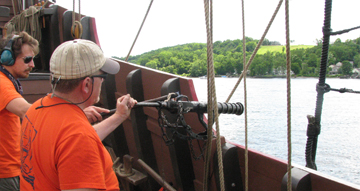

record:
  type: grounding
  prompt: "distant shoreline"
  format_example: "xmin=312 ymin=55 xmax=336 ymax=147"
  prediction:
xmin=195 ymin=75 xmax=357 ymax=79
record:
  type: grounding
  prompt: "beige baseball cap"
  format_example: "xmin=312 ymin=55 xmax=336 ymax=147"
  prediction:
xmin=50 ymin=39 xmax=120 ymax=79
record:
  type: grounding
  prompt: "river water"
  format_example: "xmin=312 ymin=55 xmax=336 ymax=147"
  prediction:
xmin=191 ymin=77 xmax=360 ymax=186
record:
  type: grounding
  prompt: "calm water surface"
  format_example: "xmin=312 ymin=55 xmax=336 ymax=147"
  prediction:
xmin=192 ymin=77 xmax=360 ymax=186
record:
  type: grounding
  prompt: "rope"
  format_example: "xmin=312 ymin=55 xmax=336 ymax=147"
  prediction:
xmin=285 ymin=0 xmax=292 ymax=190
xmin=4 ymin=5 xmax=42 ymax=42
xmin=329 ymin=87 xmax=360 ymax=94
xmin=72 ymin=0 xmax=75 ymax=26
xmin=203 ymin=0 xmax=212 ymax=188
xmin=11 ymin=0 xmax=16 ymax=16
xmin=78 ymin=0 xmax=81 ymax=21
xmin=202 ymin=0 xmax=224 ymax=190
xmin=306 ymin=0 xmax=333 ymax=170
xmin=225 ymin=0 xmax=284 ymax=103
xmin=241 ymin=1 xmax=249 ymax=191
xmin=17 ymin=0 xmax=22 ymax=14
xmin=125 ymin=0 xmax=154 ymax=61
xmin=71 ymin=0 xmax=83 ymax=39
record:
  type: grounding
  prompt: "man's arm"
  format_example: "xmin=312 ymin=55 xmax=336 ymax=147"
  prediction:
xmin=93 ymin=94 xmax=137 ymax=140
xmin=6 ymin=97 xmax=31 ymax=119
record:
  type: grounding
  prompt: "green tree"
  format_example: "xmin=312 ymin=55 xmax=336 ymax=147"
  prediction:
xmin=340 ymin=61 xmax=353 ymax=75
xmin=291 ymin=62 xmax=301 ymax=75
xmin=306 ymin=53 xmax=318 ymax=68
xmin=246 ymin=41 xmax=256 ymax=52
xmin=145 ymin=59 xmax=160 ymax=69
xmin=157 ymin=51 xmax=173 ymax=68
xmin=189 ymin=59 xmax=207 ymax=77
xmin=301 ymin=63 xmax=309 ymax=75
xmin=353 ymin=54 xmax=360 ymax=68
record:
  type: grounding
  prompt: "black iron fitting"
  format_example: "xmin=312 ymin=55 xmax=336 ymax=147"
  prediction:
xmin=306 ymin=115 xmax=320 ymax=137
xmin=316 ymin=83 xmax=331 ymax=94
xmin=322 ymin=26 xmax=333 ymax=36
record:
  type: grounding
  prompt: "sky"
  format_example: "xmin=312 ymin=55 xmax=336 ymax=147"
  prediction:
xmin=56 ymin=0 xmax=360 ymax=57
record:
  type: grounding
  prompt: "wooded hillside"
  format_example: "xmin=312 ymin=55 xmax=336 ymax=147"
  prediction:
xmin=115 ymin=37 xmax=360 ymax=77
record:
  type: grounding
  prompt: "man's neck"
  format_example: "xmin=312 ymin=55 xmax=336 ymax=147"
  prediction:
xmin=2 ymin=65 xmax=17 ymax=79
xmin=52 ymin=91 xmax=88 ymax=110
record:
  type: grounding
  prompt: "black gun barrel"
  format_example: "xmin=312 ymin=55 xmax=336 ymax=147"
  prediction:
xmin=102 ymin=101 xmax=244 ymax=117
xmin=175 ymin=101 xmax=244 ymax=115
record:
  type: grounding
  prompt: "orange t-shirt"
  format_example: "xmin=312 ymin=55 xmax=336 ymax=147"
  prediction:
xmin=0 ymin=72 xmax=23 ymax=178
xmin=20 ymin=94 xmax=119 ymax=190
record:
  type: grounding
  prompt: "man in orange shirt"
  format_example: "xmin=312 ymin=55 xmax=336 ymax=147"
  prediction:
xmin=0 ymin=32 xmax=112 ymax=191
xmin=0 ymin=31 xmax=39 ymax=191
xmin=20 ymin=39 xmax=136 ymax=190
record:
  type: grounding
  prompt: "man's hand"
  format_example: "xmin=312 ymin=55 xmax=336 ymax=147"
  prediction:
xmin=83 ymin=106 xmax=110 ymax=124
xmin=114 ymin=94 xmax=137 ymax=119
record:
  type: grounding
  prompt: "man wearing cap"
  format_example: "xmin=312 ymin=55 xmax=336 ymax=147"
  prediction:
xmin=20 ymin=39 xmax=137 ymax=190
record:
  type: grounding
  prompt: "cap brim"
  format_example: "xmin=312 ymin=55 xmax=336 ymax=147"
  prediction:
xmin=101 ymin=58 xmax=120 ymax=75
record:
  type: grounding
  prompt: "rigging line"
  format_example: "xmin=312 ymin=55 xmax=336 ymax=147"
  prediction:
xmin=72 ymin=0 xmax=75 ymax=25
xmin=203 ymin=0 xmax=212 ymax=189
xmin=306 ymin=0 xmax=333 ymax=171
xmin=329 ymin=25 xmax=360 ymax=36
xmin=319 ymin=83 xmax=360 ymax=94
xmin=225 ymin=0 xmax=284 ymax=103
xmin=11 ymin=0 xmax=16 ymax=16
xmin=202 ymin=0 xmax=224 ymax=190
xmin=329 ymin=88 xmax=360 ymax=94
xmin=16 ymin=0 xmax=21 ymax=14
xmin=285 ymin=0 xmax=292 ymax=190
xmin=241 ymin=1 xmax=248 ymax=191
xmin=78 ymin=0 xmax=81 ymax=21
xmin=18 ymin=0 xmax=22 ymax=13
xmin=125 ymin=0 xmax=154 ymax=62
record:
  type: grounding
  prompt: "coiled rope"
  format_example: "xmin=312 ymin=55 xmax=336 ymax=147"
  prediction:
xmin=5 ymin=5 xmax=42 ymax=42
xmin=202 ymin=0 xmax=224 ymax=190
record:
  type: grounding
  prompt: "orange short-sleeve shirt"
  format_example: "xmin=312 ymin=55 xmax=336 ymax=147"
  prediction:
xmin=20 ymin=95 xmax=119 ymax=190
xmin=0 ymin=72 xmax=23 ymax=178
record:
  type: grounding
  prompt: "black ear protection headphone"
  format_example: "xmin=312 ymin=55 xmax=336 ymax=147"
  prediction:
xmin=0 ymin=35 xmax=19 ymax=66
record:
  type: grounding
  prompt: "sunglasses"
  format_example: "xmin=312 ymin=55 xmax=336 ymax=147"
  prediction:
xmin=22 ymin=56 xmax=35 ymax=64
xmin=91 ymin=74 xmax=108 ymax=80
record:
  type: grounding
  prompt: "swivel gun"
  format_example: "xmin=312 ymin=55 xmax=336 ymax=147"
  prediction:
xmin=103 ymin=100 xmax=244 ymax=116
xmin=101 ymin=94 xmax=244 ymax=143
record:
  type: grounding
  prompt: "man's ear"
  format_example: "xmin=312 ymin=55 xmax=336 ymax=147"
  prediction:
xmin=82 ymin=77 xmax=92 ymax=94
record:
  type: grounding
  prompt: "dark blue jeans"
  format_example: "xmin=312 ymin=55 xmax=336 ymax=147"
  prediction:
xmin=0 ymin=176 xmax=20 ymax=191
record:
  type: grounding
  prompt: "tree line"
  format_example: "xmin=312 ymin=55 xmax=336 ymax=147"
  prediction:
xmin=115 ymin=37 xmax=360 ymax=77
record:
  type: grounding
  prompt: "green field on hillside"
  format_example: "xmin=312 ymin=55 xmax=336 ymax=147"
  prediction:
xmin=257 ymin=45 xmax=314 ymax=54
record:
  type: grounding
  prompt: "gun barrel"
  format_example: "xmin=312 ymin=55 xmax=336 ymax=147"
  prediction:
xmin=185 ymin=101 xmax=244 ymax=115
xmin=101 ymin=101 xmax=244 ymax=117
